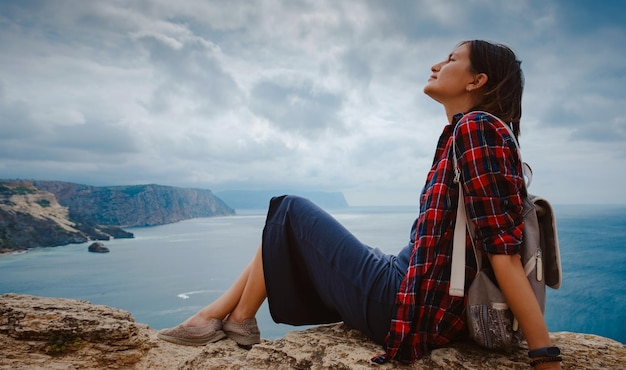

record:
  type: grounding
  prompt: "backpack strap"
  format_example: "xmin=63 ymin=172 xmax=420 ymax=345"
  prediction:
xmin=449 ymin=159 xmax=477 ymax=297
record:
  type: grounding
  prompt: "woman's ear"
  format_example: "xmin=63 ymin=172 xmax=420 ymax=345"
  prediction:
xmin=467 ymin=73 xmax=488 ymax=92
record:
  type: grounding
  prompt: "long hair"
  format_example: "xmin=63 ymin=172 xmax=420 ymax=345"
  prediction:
xmin=462 ymin=40 xmax=524 ymax=138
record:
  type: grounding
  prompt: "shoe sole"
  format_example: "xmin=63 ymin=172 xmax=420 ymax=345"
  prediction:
xmin=157 ymin=329 xmax=226 ymax=346
xmin=224 ymin=331 xmax=261 ymax=347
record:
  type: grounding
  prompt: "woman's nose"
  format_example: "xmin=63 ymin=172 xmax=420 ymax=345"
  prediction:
xmin=431 ymin=61 xmax=443 ymax=72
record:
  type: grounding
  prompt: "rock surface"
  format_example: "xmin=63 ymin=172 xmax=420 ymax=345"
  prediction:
xmin=1 ymin=293 xmax=625 ymax=369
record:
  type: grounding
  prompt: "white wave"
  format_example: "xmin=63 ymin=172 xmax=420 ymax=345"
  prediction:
xmin=177 ymin=289 xmax=224 ymax=300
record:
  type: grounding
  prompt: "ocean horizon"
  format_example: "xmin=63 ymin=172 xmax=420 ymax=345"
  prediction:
xmin=1 ymin=204 xmax=625 ymax=344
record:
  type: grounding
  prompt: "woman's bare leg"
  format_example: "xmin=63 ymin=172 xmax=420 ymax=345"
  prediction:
xmin=226 ymin=244 xmax=267 ymax=323
xmin=181 ymin=244 xmax=266 ymax=327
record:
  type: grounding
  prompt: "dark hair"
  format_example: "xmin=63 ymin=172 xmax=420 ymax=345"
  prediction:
xmin=462 ymin=40 xmax=524 ymax=138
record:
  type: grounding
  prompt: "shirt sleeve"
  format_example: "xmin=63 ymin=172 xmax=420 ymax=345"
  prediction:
xmin=453 ymin=112 xmax=525 ymax=255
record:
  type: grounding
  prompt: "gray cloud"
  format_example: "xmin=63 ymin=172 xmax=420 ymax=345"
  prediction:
xmin=0 ymin=0 xmax=625 ymax=205
xmin=249 ymin=77 xmax=345 ymax=137
xmin=0 ymin=92 xmax=137 ymax=162
xmin=0 ymin=85 xmax=39 ymax=140
xmin=138 ymin=35 xmax=243 ymax=116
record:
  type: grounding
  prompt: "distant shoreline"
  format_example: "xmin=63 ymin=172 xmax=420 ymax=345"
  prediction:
xmin=0 ymin=249 xmax=27 ymax=256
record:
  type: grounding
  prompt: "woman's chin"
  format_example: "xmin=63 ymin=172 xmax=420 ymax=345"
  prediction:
xmin=422 ymin=86 xmax=439 ymax=102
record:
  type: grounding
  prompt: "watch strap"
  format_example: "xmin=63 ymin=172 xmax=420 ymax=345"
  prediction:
xmin=528 ymin=346 xmax=560 ymax=358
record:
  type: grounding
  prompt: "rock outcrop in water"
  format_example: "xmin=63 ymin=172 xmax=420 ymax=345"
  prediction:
xmin=1 ymin=293 xmax=624 ymax=370
xmin=87 ymin=242 xmax=110 ymax=253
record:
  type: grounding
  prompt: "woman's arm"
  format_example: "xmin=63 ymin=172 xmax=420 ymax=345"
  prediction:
xmin=489 ymin=253 xmax=562 ymax=370
xmin=456 ymin=113 xmax=562 ymax=368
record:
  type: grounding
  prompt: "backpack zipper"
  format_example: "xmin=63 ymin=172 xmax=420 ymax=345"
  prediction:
xmin=523 ymin=248 xmax=544 ymax=283
xmin=536 ymin=248 xmax=543 ymax=282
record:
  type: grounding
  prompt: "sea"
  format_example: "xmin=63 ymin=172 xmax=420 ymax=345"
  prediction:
xmin=1 ymin=204 xmax=625 ymax=344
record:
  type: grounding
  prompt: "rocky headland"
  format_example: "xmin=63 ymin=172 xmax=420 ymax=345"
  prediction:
xmin=31 ymin=180 xmax=235 ymax=228
xmin=1 ymin=293 xmax=624 ymax=370
xmin=0 ymin=180 xmax=235 ymax=253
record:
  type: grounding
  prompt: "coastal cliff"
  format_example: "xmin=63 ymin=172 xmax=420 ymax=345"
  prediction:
xmin=1 ymin=294 xmax=624 ymax=369
xmin=0 ymin=180 xmax=234 ymax=252
xmin=32 ymin=180 xmax=235 ymax=227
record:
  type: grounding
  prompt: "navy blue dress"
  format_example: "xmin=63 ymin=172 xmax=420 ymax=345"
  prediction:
xmin=261 ymin=195 xmax=413 ymax=344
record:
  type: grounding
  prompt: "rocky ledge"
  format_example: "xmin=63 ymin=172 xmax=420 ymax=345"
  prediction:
xmin=1 ymin=294 xmax=624 ymax=370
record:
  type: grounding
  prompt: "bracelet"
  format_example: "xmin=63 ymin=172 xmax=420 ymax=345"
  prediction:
xmin=530 ymin=356 xmax=562 ymax=367
xmin=528 ymin=346 xmax=561 ymax=358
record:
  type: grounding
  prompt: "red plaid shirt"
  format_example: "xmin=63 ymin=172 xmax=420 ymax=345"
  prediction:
xmin=380 ymin=111 xmax=525 ymax=363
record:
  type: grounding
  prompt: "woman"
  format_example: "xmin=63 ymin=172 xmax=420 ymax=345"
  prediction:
xmin=158 ymin=40 xmax=562 ymax=369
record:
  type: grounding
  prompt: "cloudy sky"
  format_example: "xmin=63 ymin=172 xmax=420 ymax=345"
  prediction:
xmin=1 ymin=1 xmax=624 ymax=206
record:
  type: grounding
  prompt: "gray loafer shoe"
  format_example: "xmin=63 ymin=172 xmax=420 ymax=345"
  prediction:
xmin=223 ymin=318 xmax=261 ymax=348
xmin=157 ymin=318 xmax=226 ymax=346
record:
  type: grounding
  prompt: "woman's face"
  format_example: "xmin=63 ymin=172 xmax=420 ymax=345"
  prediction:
xmin=423 ymin=43 xmax=476 ymax=105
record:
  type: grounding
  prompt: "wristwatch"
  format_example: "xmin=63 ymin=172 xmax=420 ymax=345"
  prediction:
xmin=528 ymin=346 xmax=561 ymax=358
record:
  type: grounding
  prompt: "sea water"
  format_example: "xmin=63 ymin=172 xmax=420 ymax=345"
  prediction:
xmin=1 ymin=205 xmax=625 ymax=343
